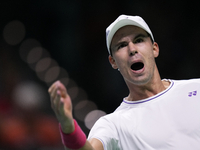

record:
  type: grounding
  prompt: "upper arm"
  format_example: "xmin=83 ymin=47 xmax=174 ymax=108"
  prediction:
xmin=89 ymin=138 xmax=104 ymax=150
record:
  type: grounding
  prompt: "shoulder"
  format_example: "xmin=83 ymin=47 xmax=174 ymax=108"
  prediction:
xmin=87 ymin=113 xmax=121 ymax=149
xmin=170 ymin=78 xmax=200 ymax=85
xmin=88 ymin=112 xmax=119 ymax=138
xmin=89 ymin=101 xmax=126 ymax=134
xmin=91 ymin=112 xmax=118 ymax=130
xmin=165 ymin=78 xmax=200 ymax=94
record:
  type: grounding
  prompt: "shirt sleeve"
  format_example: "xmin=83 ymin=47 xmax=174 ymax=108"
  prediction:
xmin=87 ymin=116 xmax=121 ymax=150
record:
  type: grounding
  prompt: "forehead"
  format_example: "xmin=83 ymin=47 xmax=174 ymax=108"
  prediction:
xmin=112 ymin=25 xmax=147 ymax=42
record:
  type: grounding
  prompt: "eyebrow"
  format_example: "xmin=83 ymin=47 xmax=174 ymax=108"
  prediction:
xmin=134 ymin=33 xmax=149 ymax=39
xmin=113 ymin=33 xmax=149 ymax=49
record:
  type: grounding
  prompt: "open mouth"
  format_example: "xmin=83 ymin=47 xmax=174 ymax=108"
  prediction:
xmin=131 ymin=62 xmax=144 ymax=71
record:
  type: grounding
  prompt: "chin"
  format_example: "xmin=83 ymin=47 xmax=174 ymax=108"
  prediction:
xmin=128 ymin=75 xmax=153 ymax=86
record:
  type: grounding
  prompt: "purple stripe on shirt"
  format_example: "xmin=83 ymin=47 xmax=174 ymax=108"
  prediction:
xmin=123 ymin=80 xmax=174 ymax=104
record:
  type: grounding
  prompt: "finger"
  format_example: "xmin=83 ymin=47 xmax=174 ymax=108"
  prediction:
xmin=48 ymin=80 xmax=60 ymax=93
xmin=48 ymin=81 xmax=57 ymax=93
xmin=54 ymin=90 xmax=62 ymax=114
xmin=51 ymin=84 xmax=59 ymax=100
xmin=57 ymin=82 xmax=67 ymax=98
xmin=56 ymin=90 xmax=70 ymax=118
xmin=57 ymin=96 xmax=65 ymax=116
xmin=51 ymin=85 xmax=61 ymax=110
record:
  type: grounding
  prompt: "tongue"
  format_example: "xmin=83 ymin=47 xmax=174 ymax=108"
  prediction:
xmin=131 ymin=62 xmax=144 ymax=71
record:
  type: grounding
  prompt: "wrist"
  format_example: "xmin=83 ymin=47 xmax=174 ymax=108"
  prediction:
xmin=59 ymin=119 xmax=87 ymax=149
xmin=60 ymin=119 xmax=75 ymax=134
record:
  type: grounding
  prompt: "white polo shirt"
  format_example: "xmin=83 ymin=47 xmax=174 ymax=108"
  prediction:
xmin=88 ymin=79 xmax=200 ymax=150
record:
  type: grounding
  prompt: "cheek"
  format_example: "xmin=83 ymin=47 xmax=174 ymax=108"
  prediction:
xmin=144 ymin=47 xmax=155 ymax=58
xmin=143 ymin=49 xmax=156 ymax=68
xmin=113 ymin=53 xmax=127 ymax=67
xmin=147 ymin=53 xmax=156 ymax=65
xmin=146 ymin=54 xmax=157 ymax=73
xmin=115 ymin=55 xmax=128 ymax=67
xmin=115 ymin=60 xmax=124 ymax=69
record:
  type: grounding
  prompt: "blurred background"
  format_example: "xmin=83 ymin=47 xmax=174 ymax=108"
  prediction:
xmin=0 ymin=0 xmax=200 ymax=149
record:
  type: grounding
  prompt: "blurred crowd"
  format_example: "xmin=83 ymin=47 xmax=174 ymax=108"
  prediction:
xmin=0 ymin=45 xmax=63 ymax=150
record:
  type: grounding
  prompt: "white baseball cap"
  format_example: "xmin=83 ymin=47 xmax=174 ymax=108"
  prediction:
xmin=106 ymin=14 xmax=154 ymax=54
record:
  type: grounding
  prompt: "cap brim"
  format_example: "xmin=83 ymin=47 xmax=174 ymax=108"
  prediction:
xmin=106 ymin=19 xmax=153 ymax=53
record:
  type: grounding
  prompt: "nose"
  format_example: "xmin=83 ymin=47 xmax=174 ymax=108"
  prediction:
xmin=128 ymin=42 xmax=137 ymax=56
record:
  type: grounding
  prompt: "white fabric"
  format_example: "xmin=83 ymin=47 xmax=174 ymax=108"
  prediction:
xmin=88 ymin=79 xmax=200 ymax=150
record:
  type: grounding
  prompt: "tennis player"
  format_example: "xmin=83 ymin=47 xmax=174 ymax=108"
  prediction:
xmin=48 ymin=15 xmax=200 ymax=150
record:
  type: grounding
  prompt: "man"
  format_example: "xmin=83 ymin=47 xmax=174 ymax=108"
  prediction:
xmin=48 ymin=15 xmax=200 ymax=150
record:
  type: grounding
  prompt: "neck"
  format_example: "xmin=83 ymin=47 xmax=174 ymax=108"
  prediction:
xmin=125 ymin=67 xmax=170 ymax=101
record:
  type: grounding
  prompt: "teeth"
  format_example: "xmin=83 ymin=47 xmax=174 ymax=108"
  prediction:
xmin=131 ymin=62 xmax=144 ymax=71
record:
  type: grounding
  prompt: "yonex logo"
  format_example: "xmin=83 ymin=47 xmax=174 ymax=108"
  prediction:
xmin=188 ymin=91 xmax=197 ymax=97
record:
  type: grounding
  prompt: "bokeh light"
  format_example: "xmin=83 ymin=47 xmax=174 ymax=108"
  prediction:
xmin=74 ymin=100 xmax=97 ymax=121
xmin=3 ymin=20 xmax=25 ymax=45
xmin=68 ymin=86 xmax=79 ymax=100
xmin=12 ymin=81 xmax=47 ymax=111
xmin=35 ymin=57 xmax=52 ymax=72
xmin=84 ymin=110 xmax=106 ymax=129
xmin=0 ymin=116 xmax=29 ymax=148
xmin=19 ymin=38 xmax=41 ymax=62
xmin=27 ymin=47 xmax=43 ymax=64
xmin=44 ymin=66 xmax=60 ymax=83
xmin=59 ymin=77 xmax=70 ymax=87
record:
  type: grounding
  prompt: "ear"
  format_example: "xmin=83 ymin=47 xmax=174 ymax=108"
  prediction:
xmin=108 ymin=55 xmax=118 ymax=69
xmin=153 ymin=42 xmax=159 ymax=58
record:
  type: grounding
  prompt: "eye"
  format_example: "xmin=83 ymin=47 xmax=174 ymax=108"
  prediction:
xmin=134 ymin=38 xmax=144 ymax=44
xmin=117 ymin=42 xmax=128 ymax=50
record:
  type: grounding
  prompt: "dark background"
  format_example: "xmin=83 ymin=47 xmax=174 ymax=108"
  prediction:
xmin=0 ymin=0 xmax=200 ymax=149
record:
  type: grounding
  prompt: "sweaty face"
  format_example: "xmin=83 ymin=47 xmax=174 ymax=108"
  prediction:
xmin=109 ymin=25 xmax=159 ymax=86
